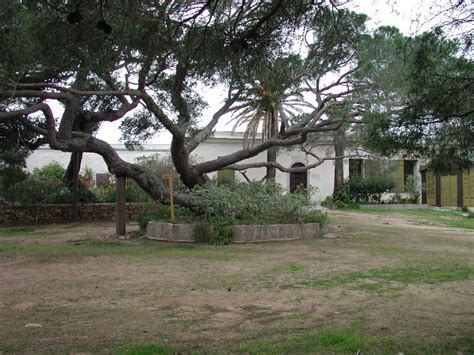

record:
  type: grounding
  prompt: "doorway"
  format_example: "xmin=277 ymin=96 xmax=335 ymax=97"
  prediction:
xmin=289 ymin=163 xmax=307 ymax=193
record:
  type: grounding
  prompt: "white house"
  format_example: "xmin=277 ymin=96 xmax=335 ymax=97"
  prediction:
xmin=26 ymin=131 xmax=422 ymax=203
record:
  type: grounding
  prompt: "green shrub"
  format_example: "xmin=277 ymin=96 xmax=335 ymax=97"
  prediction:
xmin=136 ymin=204 xmax=173 ymax=232
xmin=0 ymin=165 xmax=27 ymax=192
xmin=3 ymin=177 xmax=73 ymax=205
xmin=94 ymin=178 xmax=151 ymax=203
xmin=136 ymin=211 xmax=158 ymax=233
xmin=32 ymin=161 xmax=65 ymax=180
xmin=210 ymin=219 xmax=234 ymax=245
xmin=323 ymin=175 xmax=395 ymax=208
xmin=135 ymin=203 xmax=195 ymax=232
xmin=347 ymin=175 xmax=395 ymax=203
xmin=191 ymin=181 xmax=311 ymax=224
xmin=299 ymin=210 xmax=328 ymax=227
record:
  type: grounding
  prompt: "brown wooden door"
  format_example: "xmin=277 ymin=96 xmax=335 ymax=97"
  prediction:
xmin=290 ymin=163 xmax=307 ymax=193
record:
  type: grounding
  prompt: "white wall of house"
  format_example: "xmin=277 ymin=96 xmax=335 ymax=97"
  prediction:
xmin=26 ymin=131 xmax=420 ymax=204
xmin=27 ymin=144 xmax=170 ymax=175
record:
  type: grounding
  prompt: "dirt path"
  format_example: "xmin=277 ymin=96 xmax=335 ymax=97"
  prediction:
xmin=0 ymin=212 xmax=473 ymax=353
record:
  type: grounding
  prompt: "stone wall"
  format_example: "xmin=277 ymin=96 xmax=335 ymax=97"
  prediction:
xmin=146 ymin=221 xmax=321 ymax=243
xmin=0 ymin=201 xmax=148 ymax=226
xmin=359 ymin=204 xmax=429 ymax=210
xmin=231 ymin=223 xmax=320 ymax=242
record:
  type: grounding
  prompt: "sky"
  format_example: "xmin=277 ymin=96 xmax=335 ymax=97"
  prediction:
xmin=95 ymin=0 xmax=467 ymax=145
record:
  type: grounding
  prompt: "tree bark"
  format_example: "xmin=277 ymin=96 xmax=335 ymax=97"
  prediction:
xmin=266 ymin=112 xmax=278 ymax=181
xmin=266 ymin=147 xmax=277 ymax=180
xmin=333 ymin=128 xmax=345 ymax=194
xmin=170 ymin=136 xmax=208 ymax=188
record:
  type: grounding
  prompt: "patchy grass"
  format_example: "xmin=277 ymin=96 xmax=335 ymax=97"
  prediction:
xmin=118 ymin=344 xmax=178 ymax=354
xmin=442 ymin=218 xmax=474 ymax=230
xmin=283 ymin=264 xmax=473 ymax=290
xmin=0 ymin=341 xmax=25 ymax=352
xmin=286 ymin=262 xmax=305 ymax=273
xmin=350 ymin=207 xmax=474 ymax=230
xmin=1 ymin=213 xmax=473 ymax=353
xmin=0 ymin=226 xmax=56 ymax=237
xmin=236 ymin=326 xmax=395 ymax=354
xmin=0 ymin=239 xmax=256 ymax=263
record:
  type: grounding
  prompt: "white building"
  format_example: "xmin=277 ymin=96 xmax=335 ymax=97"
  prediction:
xmin=26 ymin=131 xmax=421 ymax=203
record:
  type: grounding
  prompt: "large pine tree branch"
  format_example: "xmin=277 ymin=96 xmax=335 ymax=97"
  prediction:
xmin=225 ymin=154 xmax=356 ymax=173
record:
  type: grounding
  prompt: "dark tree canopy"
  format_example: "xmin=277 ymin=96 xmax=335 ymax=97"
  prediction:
xmin=357 ymin=27 xmax=473 ymax=170
xmin=0 ymin=0 xmax=472 ymax=204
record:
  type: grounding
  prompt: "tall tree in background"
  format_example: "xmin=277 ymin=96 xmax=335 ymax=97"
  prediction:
xmin=356 ymin=27 xmax=473 ymax=170
xmin=231 ymin=56 xmax=311 ymax=180
xmin=0 ymin=1 xmax=471 ymax=205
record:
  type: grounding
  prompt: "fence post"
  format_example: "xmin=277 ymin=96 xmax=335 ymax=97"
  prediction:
xmin=116 ymin=175 xmax=126 ymax=237
xmin=72 ymin=152 xmax=80 ymax=221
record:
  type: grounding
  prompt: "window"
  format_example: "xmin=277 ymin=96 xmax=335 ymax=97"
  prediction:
xmin=96 ymin=173 xmax=110 ymax=186
xmin=349 ymin=159 xmax=363 ymax=178
xmin=403 ymin=160 xmax=416 ymax=191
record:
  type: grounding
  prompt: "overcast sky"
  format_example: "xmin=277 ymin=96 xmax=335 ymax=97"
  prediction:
xmin=95 ymin=0 xmax=466 ymax=145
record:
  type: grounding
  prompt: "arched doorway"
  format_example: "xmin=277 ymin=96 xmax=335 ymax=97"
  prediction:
xmin=289 ymin=163 xmax=307 ymax=193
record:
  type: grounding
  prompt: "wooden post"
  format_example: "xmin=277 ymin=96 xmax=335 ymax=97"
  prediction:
xmin=457 ymin=170 xmax=463 ymax=208
xmin=72 ymin=152 xmax=80 ymax=221
xmin=435 ymin=174 xmax=441 ymax=207
xmin=116 ymin=175 xmax=126 ymax=237
xmin=161 ymin=174 xmax=181 ymax=222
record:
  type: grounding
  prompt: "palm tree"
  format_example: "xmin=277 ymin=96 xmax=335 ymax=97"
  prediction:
xmin=232 ymin=79 xmax=312 ymax=180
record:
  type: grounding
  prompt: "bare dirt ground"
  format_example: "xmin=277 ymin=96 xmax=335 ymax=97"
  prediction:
xmin=0 ymin=211 xmax=473 ymax=353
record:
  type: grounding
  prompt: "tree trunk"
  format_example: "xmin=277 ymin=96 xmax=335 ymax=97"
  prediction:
xmin=266 ymin=147 xmax=277 ymax=180
xmin=266 ymin=112 xmax=278 ymax=181
xmin=170 ymin=136 xmax=208 ymax=188
xmin=52 ymin=136 xmax=196 ymax=207
xmin=333 ymin=129 xmax=345 ymax=194
xmin=64 ymin=151 xmax=83 ymax=186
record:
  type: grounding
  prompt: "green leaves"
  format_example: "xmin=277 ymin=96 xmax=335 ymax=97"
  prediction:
xmin=357 ymin=28 xmax=473 ymax=168
xmin=191 ymin=181 xmax=311 ymax=224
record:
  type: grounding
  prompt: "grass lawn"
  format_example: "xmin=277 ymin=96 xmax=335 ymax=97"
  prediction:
xmin=346 ymin=206 xmax=474 ymax=230
xmin=0 ymin=213 xmax=473 ymax=354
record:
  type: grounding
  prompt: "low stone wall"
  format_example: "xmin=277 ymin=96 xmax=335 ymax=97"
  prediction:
xmin=146 ymin=222 xmax=197 ymax=242
xmin=232 ymin=223 xmax=320 ymax=242
xmin=146 ymin=221 xmax=321 ymax=243
xmin=359 ymin=204 xmax=429 ymax=210
xmin=0 ymin=201 xmax=147 ymax=226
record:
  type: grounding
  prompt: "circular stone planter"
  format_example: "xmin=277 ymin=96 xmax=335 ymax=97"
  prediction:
xmin=146 ymin=221 xmax=321 ymax=243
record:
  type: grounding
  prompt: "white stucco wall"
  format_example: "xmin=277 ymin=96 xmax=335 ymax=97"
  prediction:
xmin=26 ymin=132 xmax=386 ymax=204
xmin=27 ymin=144 xmax=170 ymax=175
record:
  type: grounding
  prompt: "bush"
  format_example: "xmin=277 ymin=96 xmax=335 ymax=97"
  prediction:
xmin=136 ymin=211 xmax=157 ymax=233
xmin=135 ymin=203 xmax=195 ymax=232
xmin=191 ymin=181 xmax=311 ymax=224
xmin=299 ymin=210 xmax=328 ymax=227
xmin=1 ymin=161 xmax=101 ymax=206
xmin=0 ymin=165 xmax=27 ymax=193
xmin=210 ymin=219 xmax=234 ymax=245
xmin=32 ymin=161 xmax=65 ymax=180
xmin=346 ymin=176 xmax=395 ymax=203
xmin=322 ymin=175 xmax=395 ymax=208
xmin=94 ymin=178 xmax=151 ymax=203
xmin=322 ymin=192 xmax=352 ymax=209
xmin=3 ymin=177 xmax=73 ymax=205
